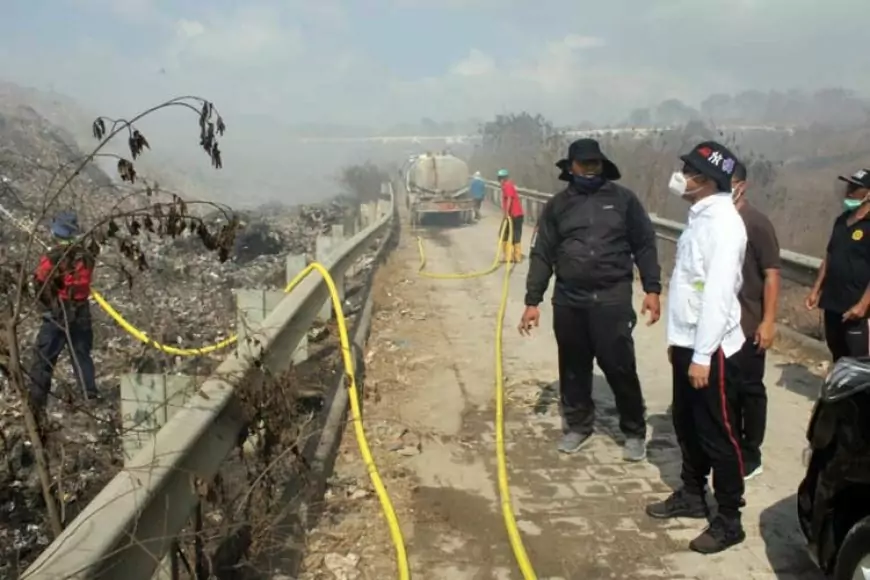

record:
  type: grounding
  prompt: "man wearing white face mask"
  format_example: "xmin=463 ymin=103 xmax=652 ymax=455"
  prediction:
xmin=645 ymin=141 xmax=748 ymax=555
xmin=806 ymin=168 xmax=870 ymax=361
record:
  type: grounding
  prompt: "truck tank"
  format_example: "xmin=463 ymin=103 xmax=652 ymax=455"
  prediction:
xmin=404 ymin=153 xmax=475 ymax=226
xmin=407 ymin=153 xmax=469 ymax=196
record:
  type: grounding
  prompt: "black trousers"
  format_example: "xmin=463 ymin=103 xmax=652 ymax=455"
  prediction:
xmin=501 ymin=216 xmax=524 ymax=244
xmin=671 ymin=346 xmax=744 ymax=517
xmin=29 ymin=302 xmax=98 ymax=409
xmin=824 ymin=310 xmax=870 ymax=362
xmin=728 ymin=339 xmax=767 ymax=468
xmin=553 ymin=302 xmax=646 ymax=439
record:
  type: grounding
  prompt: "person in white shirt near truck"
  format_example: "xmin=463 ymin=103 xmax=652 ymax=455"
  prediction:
xmin=645 ymin=141 xmax=748 ymax=555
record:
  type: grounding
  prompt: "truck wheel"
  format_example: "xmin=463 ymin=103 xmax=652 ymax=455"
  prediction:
xmin=833 ymin=515 xmax=870 ymax=580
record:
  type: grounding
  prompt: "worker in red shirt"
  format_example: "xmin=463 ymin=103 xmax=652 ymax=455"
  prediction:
xmin=497 ymin=168 xmax=524 ymax=263
xmin=29 ymin=211 xmax=100 ymax=411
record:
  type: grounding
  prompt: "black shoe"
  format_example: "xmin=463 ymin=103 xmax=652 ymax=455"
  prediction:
xmin=689 ymin=514 xmax=746 ymax=554
xmin=645 ymin=488 xmax=708 ymax=519
xmin=83 ymin=391 xmax=104 ymax=408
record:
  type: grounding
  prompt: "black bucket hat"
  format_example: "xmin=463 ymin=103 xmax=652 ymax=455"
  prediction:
xmin=679 ymin=141 xmax=738 ymax=192
xmin=555 ymin=138 xmax=621 ymax=181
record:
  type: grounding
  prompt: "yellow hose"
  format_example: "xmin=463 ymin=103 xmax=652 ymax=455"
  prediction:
xmin=102 ymin=262 xmax=411 ymax=576
xmin=417 ymin=217 xmax=537 ymax=580
xmin=290 ymin=262 xmax=410 ymax=580
xmin=91 ymin=290 xmax=238 ymax=355
xmin=98 ymin=262 xmax=411 ymax=575
xmin=415 ymin=220 xmax=507 ymax=280
xmin=0 ymin=207 xmax=410 ymax=577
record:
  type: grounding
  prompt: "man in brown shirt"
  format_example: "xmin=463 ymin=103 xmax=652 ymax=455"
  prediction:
xmin=731 ymin=162 xmax=781 ymax=481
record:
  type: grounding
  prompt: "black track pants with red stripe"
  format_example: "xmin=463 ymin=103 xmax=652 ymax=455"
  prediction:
xmin=671 ymin=346 xmax=745 ymax=517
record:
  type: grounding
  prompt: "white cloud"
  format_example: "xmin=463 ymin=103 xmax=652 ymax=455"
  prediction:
xmin=175 ymin=19 xmax=205 ymax=39
xmin=561 ymin=34 xmax=605 ymax=50
xmin=449 ymin=49 xmax=496 ymax=77
xmin=167 ymin=7 xmax=303 ymax=68
xmin=66 ymin=0 xmax=160 ymax=23
xmin=386 ymin=34 xmax=641 ymax=122
xmin=7 ymin=0 xmax=870 ymax=129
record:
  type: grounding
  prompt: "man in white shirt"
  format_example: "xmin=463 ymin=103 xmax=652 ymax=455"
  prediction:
xmin=645 ymin=141 xmax=748 ymax=555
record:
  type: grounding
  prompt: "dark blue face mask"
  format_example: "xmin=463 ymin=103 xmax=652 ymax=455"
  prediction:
xmin=572 ymin=174 xmax=605 ymax=191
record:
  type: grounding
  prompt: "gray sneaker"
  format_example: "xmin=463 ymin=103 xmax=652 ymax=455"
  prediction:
xmin=623 ymin=438 xmax=647 ymax=462
xmin=558 ymin=431 xmax=592 ymax=454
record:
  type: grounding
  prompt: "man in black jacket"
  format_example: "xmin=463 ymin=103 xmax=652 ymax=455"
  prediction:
xmin=519 ymin=139 xmax=662 ymax=462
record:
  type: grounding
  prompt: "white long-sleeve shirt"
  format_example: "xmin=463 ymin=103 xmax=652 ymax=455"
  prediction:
xmin=667 ymin=193 xmax=747 ymax=366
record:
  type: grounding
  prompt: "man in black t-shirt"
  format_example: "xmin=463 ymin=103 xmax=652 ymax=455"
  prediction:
xmin=806 ymin=168 xmax=870 ymax=361
xmin=731 ymin=163 xmax=781 ymax=482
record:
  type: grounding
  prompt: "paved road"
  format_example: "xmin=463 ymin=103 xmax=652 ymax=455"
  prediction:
xmin=305 ymin=202 xmax=826 ymax=579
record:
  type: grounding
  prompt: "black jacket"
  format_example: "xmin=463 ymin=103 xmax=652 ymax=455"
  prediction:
xmin=524 ymin=181 xmax=661 ymax=307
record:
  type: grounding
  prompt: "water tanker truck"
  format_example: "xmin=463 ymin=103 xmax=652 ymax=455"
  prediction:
xmin=404 ymin=152 xmax=474 ymax=226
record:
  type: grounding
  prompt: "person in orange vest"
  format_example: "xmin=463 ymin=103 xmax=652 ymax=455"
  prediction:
xmin=497 ymin=168 xmax=524 ymax=263
xmin=29 ymin=211 xmax=101 ymax=412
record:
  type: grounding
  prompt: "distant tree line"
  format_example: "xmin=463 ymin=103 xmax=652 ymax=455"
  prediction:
xmin=624 ymin=88 xmax=870 ymax=128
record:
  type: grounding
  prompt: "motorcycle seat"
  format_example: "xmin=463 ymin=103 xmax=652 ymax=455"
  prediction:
xmin=826 ymin=357 xmax=870 ymax=399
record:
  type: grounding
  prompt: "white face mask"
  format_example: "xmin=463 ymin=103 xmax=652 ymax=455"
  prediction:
xmin=668 ymin=172 xmax=688 ymax=197
xmin=669 ymin=171 xmax=704 ymax=198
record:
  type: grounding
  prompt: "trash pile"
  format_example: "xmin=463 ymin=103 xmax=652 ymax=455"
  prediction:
xmin=0 ymin=105 xmax=362 ymax=574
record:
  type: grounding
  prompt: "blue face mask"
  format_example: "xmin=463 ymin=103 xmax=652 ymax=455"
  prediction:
xmin=572 ymin=174 xmax=605 ymax=190
xmin=844 ymin=198 xmax=864 ymax=211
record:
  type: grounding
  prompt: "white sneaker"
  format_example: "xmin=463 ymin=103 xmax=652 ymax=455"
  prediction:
xmin=744 ymin=464 xmax=763 ymax=481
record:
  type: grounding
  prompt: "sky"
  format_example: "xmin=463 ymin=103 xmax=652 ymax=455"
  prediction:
xmin=1 ymin=0 xmax=869 ymax=128
xmin=0 ymin=0 xmax=867 ymax=205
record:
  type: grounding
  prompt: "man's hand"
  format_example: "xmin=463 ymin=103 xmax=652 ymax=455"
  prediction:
xmin=805 ymin=289 xmax=820 ymax=310
xmin=755 ymin=320 xmax=776 ymax=351
xmin=640 ymin=293 xmax=661 ymax=326
xmin=843 ymin=301 xmax=870 ymax=321
xmin=688 ymin=363 xmax=710 ymax=389
xmin=518 ymin=306 xmax=540 ymax=336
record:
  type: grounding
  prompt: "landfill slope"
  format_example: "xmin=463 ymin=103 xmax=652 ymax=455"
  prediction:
xmin=0 ymin=101 xmax=356 ymax=575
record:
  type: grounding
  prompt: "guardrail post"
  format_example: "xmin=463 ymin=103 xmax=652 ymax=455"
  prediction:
xmin=286 ymin=253 xmax=308 ymax=364
xmin=316 ymin=235 xmax=335 ymax=321
xmin=345 ymin=212 xmax=358 ymax=277
xmin=120 ymin=373 xmax=198 ymax=580
xmin=345 ymin=207 xmax=357 ymax=238
xmin=361 ymin=201 xmax=376 ymax=227
xmin=529 ymin=200 xmax=540 ymax=223
xmin=358 ymin=205 xmax=368 ymax=229
xmin=330 ymin=224 xmax=347 ymax=302
xmin=234 ymin=289 xmax=285 ymax=359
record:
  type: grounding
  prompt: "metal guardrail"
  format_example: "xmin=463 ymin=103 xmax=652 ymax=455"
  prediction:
xmin=24 ymin=187 xmax=396 ymax=580
xmin=482 ymin=179 xmax=823 ymax=287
